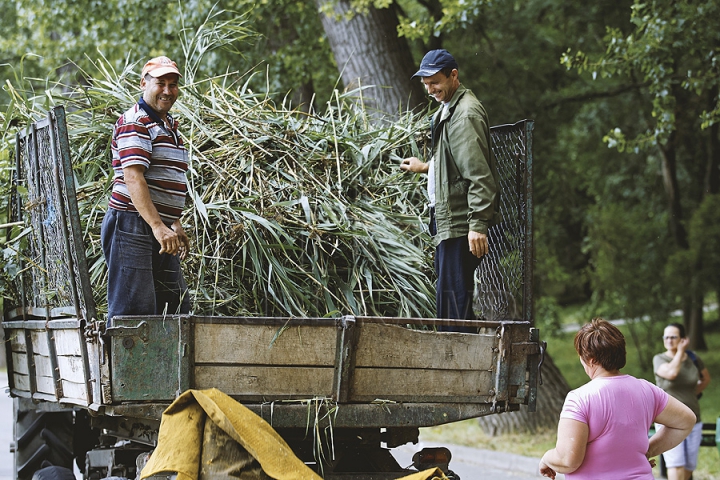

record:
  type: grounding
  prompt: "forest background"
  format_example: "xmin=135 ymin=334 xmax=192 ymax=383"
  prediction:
xmin=1 ymin=0 xmax=720 ymax=473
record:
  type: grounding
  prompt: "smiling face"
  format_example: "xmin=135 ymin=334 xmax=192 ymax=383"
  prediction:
xmin=663 ymin=325 xmax=682 ymax=352
xmin=141 ymin=73 xmax=180 ymax=118
xmin=421 ymin=69 xmax=460 ymax=103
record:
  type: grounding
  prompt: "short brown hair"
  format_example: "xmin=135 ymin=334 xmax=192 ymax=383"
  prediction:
xmin=574 ymin=317 xmax=626 ymax=371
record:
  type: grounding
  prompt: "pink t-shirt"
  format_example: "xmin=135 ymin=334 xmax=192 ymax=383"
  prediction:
xmin=560 ymin=374 xmax=669 ymax=479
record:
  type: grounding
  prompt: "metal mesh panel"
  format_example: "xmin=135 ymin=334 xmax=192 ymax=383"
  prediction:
xmin=10 ymin=107 xmax=96 ymax=321
xmin=474 ymin=120 xmax=533 ymax=322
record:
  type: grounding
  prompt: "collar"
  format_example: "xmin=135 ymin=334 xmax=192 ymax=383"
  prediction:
xmin=445 ymin=84 xmax=467 ymax=110
xmin=138 ymin=97 xmax=173 ymax=129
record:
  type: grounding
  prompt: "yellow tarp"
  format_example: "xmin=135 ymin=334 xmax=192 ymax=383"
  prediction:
xmin=141 ymin=388 xmax=321 ymax=480
xmin=394 ymin=468 xmax=450 ymax=480
xmin=140 ymin=388 xmax=450 ymax=480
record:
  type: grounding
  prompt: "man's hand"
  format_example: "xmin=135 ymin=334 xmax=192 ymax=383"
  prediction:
xmin=124 ymin=164 xmax=188 ymax=259
xmin=172 ymin=220 xmax=189 ymax=261
xmin=468 ymin=230 xmax=488 ymax=258
xmin=400 ymin=157 xmax=429 ymax=173
xmin=152 ymin=223 xmax=181 ymax=256
xmin=151 ymin=221 xmax=189 ymax=259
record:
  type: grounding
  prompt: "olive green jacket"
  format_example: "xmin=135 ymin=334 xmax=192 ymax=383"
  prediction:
xmin=431 ymin=84 xmax=500 ymax=245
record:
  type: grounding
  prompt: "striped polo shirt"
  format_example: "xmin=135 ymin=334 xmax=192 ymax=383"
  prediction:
xmin=109 ymin=102 xmax=189 ymax=224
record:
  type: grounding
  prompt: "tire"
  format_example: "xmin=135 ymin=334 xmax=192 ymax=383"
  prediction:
xmin=31 ymin=466 xmax=76 ymax=480
xmin=13 ymin=398 xmax=74 ymax=480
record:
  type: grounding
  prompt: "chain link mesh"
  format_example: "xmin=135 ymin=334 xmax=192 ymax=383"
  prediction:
xmin=11 ymin=110 xmax=90 ymax=319
xmin=474 ymin=121 xmax=532 ymax=321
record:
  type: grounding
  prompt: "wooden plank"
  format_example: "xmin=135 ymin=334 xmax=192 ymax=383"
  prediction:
xmin=351 ymin=368 xmax=495 ymax=400
xmin=30 ymin=330 xmax=50 ymax=356
xmin=60 ymin=380 xmax=88 ymax=403
xmin=354 ymin=323 xmax=497 ymax=370
xmin=53 ymin=328 xmax=83 ymax=356
xmin=34 ymin=355 xmax=54 ymax=377
xmin=13 ymin=373 xmax=30 ymax=392
xmin=7 ymin=329 xmax=27 ymax=352
xmin=194 ymin=323 xmax=337 ymax=365
xmin=194 ymin=366 xmax=334 ymax=397
xmin=36 ymin=375 xmax=55 ymax=395
xmin=11 ymin=352 xmax=29 ymax=375
xmin=57 ymin=355 xmax=87 ymax=384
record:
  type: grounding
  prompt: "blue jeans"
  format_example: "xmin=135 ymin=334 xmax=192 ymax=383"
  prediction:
xmin=101 ymin=209 xmax=190 ymax=324
xmin=435 ymin=235 xmax=481 ymax=331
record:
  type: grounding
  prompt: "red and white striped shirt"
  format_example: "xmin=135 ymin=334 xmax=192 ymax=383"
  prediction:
xmin=109 ymin=103 xmax=189 ymax=224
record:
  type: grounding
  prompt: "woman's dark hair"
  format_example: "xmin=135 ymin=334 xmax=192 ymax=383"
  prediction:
xmin=574 ymin=317 xmax=626 ymax=371
xmin=667 ymin=322 xmax=686 ymax=338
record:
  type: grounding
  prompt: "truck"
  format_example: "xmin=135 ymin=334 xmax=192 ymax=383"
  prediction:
xmin=3 ymin=106 xmax=542 ymax=480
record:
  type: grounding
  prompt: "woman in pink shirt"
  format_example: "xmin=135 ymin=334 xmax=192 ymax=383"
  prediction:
xmin=539 ymin=318 xmax=695 ymax=479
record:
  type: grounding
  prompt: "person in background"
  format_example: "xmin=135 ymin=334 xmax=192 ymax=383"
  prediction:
xmin=539 ymin=318 xmax=695 ymax=479
xmin=653 ymin=322 xmax=711 ymax=480
xmin=101 ymin=56 xmax=191 ymax=325
xmin=400 ymin=49 xmax=499 ymax=330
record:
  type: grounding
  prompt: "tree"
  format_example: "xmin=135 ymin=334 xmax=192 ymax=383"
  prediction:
xmin=563 ymin=0 xmax=720 ymax=349
xmin=316 ymin=0 xmax=427 ymax=116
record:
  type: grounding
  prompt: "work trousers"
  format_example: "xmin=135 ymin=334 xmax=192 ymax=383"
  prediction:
xmin=434 ymin=236 xmax=481 ymax=334
xmin=101 ymin=209 xmax=190 ymax=325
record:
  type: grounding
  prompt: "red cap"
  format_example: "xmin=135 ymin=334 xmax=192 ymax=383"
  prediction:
xmin=141 ymin=56 xmax=181 ymax=78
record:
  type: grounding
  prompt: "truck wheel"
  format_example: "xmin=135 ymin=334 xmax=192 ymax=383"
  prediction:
xmin=31 ymin=466 xmax=76 ymax=480
xmin=13 ymin=399 xmax=74 ymax=480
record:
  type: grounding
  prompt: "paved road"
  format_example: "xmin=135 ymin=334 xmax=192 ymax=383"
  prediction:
xmin=0 ymin=382 xmax=553 ymax=480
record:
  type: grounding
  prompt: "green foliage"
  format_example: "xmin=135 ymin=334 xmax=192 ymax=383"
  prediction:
xmin=0 ymin=1 xmax=338 ymax=110
xmin=687 ymin=194 xmax=720 ymax=291
xmin=562 ymin=0 xmax=720 ymax=151
xmin=396 ymin=0 xmax=486 ymax=42
xmin=585 ymin=203 xmax=671 ymax=319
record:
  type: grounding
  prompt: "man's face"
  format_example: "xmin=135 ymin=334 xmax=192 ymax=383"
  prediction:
xmin=421 ymin=69 xmax=459 ymax=103
xmin=141 ymin=73 xmax=180 ymax=116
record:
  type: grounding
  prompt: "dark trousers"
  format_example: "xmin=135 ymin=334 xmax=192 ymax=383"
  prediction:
xmin=435 ymin=235 xmax=481 ymax=332
xmin=101 ymin=209 xmax=190 ymax=325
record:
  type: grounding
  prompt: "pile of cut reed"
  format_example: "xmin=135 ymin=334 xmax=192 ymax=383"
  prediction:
xmin=2 ymin=56 xmax=436 ymax=320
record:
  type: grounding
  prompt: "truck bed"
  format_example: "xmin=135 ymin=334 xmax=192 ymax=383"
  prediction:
xmin=4 ymin=314 xmax=539 ymax=429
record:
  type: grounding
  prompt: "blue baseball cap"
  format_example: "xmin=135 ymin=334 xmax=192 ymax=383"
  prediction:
xmin=411 ymin=49 xmax=459 ymax=78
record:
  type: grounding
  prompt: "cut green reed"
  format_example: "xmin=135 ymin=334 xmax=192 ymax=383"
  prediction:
xmin=0 ymin=27 xmax=436 ymax=320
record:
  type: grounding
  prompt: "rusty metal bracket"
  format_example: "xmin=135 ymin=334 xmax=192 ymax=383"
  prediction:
xmin=105 ymin=321 xmax=149 ymax=343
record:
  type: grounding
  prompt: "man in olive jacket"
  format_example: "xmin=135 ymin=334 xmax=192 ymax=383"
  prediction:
xmin=401 ymin=49 xmax=500 ymax=328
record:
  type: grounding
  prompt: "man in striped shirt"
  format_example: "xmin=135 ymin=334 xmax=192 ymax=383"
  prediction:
xmin=101 ymin=56 xmax=190 ymax=324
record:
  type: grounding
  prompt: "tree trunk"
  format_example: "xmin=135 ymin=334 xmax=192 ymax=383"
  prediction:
xmin=657 ymin=103 xmax=710 ymax=349
xmin=315 ymin=0 xmax=428 ymax=117
xmin=658 ymin=130 xmax=688 ymax=249
xmin=477 ymin=353 xmax=570 ymax=435
xmin=706 ymin=86 xmax=719 ymax=195
xmin=688 ymin=285 xmax=707 ymax=350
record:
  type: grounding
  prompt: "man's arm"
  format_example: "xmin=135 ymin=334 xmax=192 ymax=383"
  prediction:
xmin=124 ymin=164 xmax=184 ymax=256
xmin=448 ymin=106 xmax=497 ymax=236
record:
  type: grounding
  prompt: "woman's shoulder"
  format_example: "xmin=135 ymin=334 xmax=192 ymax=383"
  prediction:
xmin=653 ymin=352 xmax=671 ymax=362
